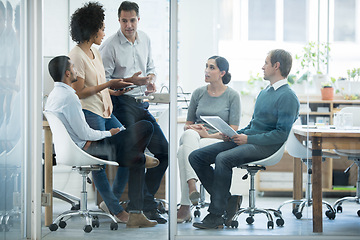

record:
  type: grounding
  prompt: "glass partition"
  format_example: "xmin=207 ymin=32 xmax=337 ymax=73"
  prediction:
xmin=175 ymin=0 xmax=360 ymax=238
xmin=0 ymin=0 xmax=24 ymax=239
xmin=41 ymin=0 xmax=360 ymax=239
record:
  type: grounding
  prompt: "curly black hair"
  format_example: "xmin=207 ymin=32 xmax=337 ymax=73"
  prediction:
xmin=70 ymin=2 xmax=105 ymax=44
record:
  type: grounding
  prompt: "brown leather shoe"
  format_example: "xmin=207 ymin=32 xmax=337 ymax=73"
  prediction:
xmin=145 ymin=154 xmax=160 ymax=169
xmin=126 ymin=211 xmax=158 ymax=228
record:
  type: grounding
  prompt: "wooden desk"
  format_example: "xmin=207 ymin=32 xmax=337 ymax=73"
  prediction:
xmin=292 ymin=125 xmax=360 ymax=232
xmin=43 ymin=120 xmax=53 ymax=227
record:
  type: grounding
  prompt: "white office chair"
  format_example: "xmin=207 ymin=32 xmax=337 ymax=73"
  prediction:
xmin=333 ymin=107 xmax=360 ymax=217
xmin=277 ymin=119 xmax=337 ymax=220
xmin=228 ymin=142 xmax=287 ymax=229
xmin=43 ymin=111 xmax=119 ymax=233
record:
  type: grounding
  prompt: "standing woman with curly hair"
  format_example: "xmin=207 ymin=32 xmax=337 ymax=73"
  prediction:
xmin=68 ymin=2 xmax=154 ymax=226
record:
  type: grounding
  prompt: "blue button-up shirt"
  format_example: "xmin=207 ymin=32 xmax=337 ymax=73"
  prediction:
xmin=45 ymin=82 xmax=112 ymax=148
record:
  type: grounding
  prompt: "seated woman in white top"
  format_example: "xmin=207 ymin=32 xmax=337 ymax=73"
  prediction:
xmin=177 ymin=56 xmax=240 ymax=223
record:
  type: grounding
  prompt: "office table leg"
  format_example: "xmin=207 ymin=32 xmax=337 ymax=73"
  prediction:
xmin=312 ymin=136 xmax=323 ymax=233
xmin=44 ymin=127 xmax=53 ymax=227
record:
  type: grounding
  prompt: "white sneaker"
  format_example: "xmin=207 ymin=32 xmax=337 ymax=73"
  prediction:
xmin=99 ymin=201 xmax=125 ymax=223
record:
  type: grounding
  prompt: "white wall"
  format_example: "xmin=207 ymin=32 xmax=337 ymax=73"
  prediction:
xmin=178 ymin=0 xmax=218 ymax=93
xmin=43 ymin=0 xmax=69 ymax=56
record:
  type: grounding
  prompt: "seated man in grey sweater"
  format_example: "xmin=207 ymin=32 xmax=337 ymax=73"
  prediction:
xmin=189 ymin=49 xmax=300 ymax=229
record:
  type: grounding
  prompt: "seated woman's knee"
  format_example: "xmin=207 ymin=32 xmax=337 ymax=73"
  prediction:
xmin=180 ymin=129 xmax=200 ymax=145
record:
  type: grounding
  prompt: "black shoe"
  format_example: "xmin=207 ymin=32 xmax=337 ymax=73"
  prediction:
xmin=224 ymin=195 xmax=242 ymax=227
xmin=193 ymin=213 xmax=224 ymax=229
xmin=143 ymin=209 xmax=167 ymax=224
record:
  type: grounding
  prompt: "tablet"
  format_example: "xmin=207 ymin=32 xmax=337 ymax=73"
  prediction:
xmin=200 ymin=116 xmax=237 ymax=137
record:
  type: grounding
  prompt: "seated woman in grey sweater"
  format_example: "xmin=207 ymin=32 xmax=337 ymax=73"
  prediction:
xmin=177 ymin=56 xmax=240 ymax=223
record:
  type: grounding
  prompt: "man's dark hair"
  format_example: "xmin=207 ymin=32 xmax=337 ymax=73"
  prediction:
xmin=118 ymin=1 xmax=139 ymax=18
xmin=48 ymin=56 xmax=71 ymax=82
xmin=269 ymin=49 xmax=292 ymax=78
xmin=70 ymin=2 xmax=105 ymax=44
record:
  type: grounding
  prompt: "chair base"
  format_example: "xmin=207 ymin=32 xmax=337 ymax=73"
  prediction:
xmin=49 ymin=209 xmax=119 ymax=233
xmin=49 ymin=166 xmax=118 ymax=233
xmin=53 ymin=189 xmax=80 ymax=210
xmin=228 ymin=207 xmax=284 ymax=229
xmin=334 ymin=196 xmax=360 ymax=217
xmin=278 ymin=199 xmax=336 ymax=220
xmin=229 ymin=165 xmax=284 ymax=229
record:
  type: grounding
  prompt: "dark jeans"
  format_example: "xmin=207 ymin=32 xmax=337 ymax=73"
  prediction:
xmin=83 ymin=110 xmax=153 ymax=212
xmin=189 ymin=141 xmax=278 ymax=216
xmin=111 ymin=95 xmax=169 ymax=211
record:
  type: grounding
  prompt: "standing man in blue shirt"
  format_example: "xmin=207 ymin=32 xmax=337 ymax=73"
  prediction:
xmin=190 ymin=49 xmax=300 ymax=229
xmin=99 ymin=1 xmax=168 ymax=224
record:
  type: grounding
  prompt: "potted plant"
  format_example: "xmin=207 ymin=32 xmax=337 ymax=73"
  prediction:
xmin=337 ymin=68 xmax=360 ymax=100
xmin=321 ymin=82 xmax=334 ymax=100
xmin=294 ymin=42 xmax=331 ymax=94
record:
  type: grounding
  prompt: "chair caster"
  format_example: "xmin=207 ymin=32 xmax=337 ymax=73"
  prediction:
xmin=92 ymin=219 xmax=100 ymax=228
xmin=59 ymin=220 xmax=67 ymax=229
xmin=325 ymin=210 xmax=336 ymax=220
xmin=357 ymin=210 xmax=360 ymax=217
xmin=246 ymin=216 xmax=254 ymax=225
xmin=267 ymin=221 xmax=274 ymax=229
xmin=229 ymin=220 xmax=238 ymax=228
xmin=110 ymin=222 xmax=118 ymax=230
xmin=49 ymin=223 xmax=58 ymax=232
xmin=336 ymin=205 xmax=343 ymax=213
xmin=83 ymin=225 xmax=92 ymax=233
xmin=194 ymin=209 xmax=200 ymax=218
xmin=294 ymin=212 xmax=302 ymax=219
xmin=276 ymin=218 xmax=284 ymax=227
xmin=274 ymin=211 xmax=281 ymax=217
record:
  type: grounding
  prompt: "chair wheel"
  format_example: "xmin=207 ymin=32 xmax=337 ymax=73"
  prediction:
xmin=325 ymin=210 xmax=336 ymax=220
xmin=357 ymin=210 xmax=360 ymax=217
xmin=194 ymin=210 xmax=200 ymax=218
xmin=92 ymin=219 xmax=100 ymax=228
xmin=246 ymin=216 xmax=254 ymax=225
xmin=49 ymin=223 xmax=58 ymax=231
xmin=267 ymin=221 xmax=274 ymax=229
xmin=110 ymin=222 xmax=118 ymax=230
xmin=58 ymin=220 xmax=67 ymax=229
xmin=276 ymin=218 xmax=284 ymax=227
xmin=336 ymin=205 xmax=343 ymax=213
xmin=83 ymin=225 xmax=92 ymax=233
xmin=294 ymin=212 xmax=302 ymax=219
xmin=71 ymin=203 xmax=80 ymax=210
xmin=230 ymin=220 xmax=238 ymax=228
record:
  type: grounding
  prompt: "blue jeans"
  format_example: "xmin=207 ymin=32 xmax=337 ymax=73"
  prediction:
xmin=83 ymin=110 xmax=149 ymax=213
xmin=189 ymin=141 xmax=278 ymax=216
xmin=111 ymin=95 xmax=169 ymax=211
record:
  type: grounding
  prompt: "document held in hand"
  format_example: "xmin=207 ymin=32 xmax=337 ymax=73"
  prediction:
xmin=200 ymin=116 xmax=237 ymax=138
